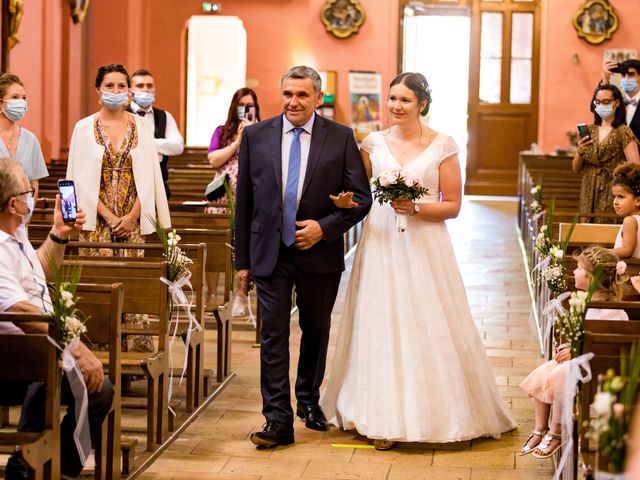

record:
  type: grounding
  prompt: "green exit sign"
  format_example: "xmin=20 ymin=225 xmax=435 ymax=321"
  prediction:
xmin=202 ymin=2 xmax=221 ymax=13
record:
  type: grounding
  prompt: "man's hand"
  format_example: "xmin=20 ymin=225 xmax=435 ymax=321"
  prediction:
xmin=294 ymin=220 xmax=324 ymax=250
xmin=51 ymin=194 xmax=86 ymax=240
xmin=603 ymin=60 xmax=617 ymax=84
xmin=72 ymin=341 xmax=105 ymax=393
xmin=236 ymin=269 xmax=253 ymax=296
xmin=554 ymin=347 xmax=571 ymax=364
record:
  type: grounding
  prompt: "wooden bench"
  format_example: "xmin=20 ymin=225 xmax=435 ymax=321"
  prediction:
xmin=66 ymin=260 xmax=170 ymax=452
xmin=0 ymin=314 xmax=60 ymax=480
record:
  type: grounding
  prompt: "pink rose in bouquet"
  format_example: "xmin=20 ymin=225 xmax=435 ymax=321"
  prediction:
xmin=372 ymin=169 xmax=429 ymax=234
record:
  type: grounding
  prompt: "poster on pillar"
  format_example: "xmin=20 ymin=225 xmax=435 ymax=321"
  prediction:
xmin=348 ymin=71 xmax=382 ymax=144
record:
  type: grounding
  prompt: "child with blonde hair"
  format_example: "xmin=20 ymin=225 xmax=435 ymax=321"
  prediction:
xmin=519 ymin=246 xmax=628 ymax=458
xmin=612 ymin=162 xmax=640 ymax=259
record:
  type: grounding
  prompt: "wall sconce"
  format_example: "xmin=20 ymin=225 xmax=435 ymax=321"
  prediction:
xmin=202 ymin=2 xmax=221 ymax=13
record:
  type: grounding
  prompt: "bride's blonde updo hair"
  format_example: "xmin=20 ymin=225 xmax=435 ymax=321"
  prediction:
xmin=389 ymin=72 xmax=432 ymax=116
xmin=575 ymin=245 xmax=628 ymax=300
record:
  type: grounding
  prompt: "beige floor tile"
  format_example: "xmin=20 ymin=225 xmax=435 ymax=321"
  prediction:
xmin=350 ymin=447 xmax=433 ymax=464
xmin=144 ymin=451 xmax=228 ymax=474
xmin=433 ymin=450 xmax=514 ymax=469
xmin=302 ymin=460 xmax=391 ymax=479
xmin=470 ymin=467 xmax=552 ymax=479
xmin=221 ymin=457 xmax=308 ymax=477
xmin=388 ymin=464 xmax=471 ymax=480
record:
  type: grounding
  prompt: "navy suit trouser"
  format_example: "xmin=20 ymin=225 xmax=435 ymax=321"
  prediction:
xmin=254 ymin=243 xmax=341 ymax=426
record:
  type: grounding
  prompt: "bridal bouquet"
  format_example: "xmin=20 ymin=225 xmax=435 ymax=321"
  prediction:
xmin=372 ymin=169 xmax=429 ymax=233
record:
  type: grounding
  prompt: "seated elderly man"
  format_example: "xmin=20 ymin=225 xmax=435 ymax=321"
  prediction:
xmin=0 ymin=159 xmax=114 ymax=479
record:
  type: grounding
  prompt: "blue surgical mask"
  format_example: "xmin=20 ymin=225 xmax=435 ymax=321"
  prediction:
xmin=595 ymin=104 xmax=615 ymax=119
xmin=1 ymin=99 xmax=27 ymax=122
xmin=621 ymin=78 xmax=638 ymax=95
xmin=133 ymin=91 xmax=155 ymax=108
xmin=15 ymin=194 xmax=34 ymax=223
xmin=101 ymin=90 xmax=129 ymax=110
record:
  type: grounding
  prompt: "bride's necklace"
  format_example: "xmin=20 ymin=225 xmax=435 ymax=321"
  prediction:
xmin=0 ymin=124 xmax=19 ymax=157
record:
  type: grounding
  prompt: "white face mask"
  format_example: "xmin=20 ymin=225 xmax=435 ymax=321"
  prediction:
xmin=14 ymin=194 xmax=34 ymax=223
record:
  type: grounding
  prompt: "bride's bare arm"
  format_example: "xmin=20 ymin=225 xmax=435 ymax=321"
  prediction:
xmin=409 ymin=154 xmax=462 ymax=222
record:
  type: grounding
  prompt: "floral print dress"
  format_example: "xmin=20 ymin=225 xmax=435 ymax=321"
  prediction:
xmin=578 ymin=124 xmax=638 ymax=224
xmin=79 ymin=116 xmax=153 ymax=353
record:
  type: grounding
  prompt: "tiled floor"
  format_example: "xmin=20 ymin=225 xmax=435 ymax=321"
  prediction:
xmin=139 ymin=198 xmax=555 ymax=480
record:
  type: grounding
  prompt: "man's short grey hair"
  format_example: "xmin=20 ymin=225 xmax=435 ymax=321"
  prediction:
xmin=0 ymin=157 xmax=23 ymax=211
xmin=281 ymin=66 xmax=322 ymax=93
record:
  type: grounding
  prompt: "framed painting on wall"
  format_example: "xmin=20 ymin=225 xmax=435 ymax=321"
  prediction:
xmin=573 ymin=0 xmax=618 ymax=45
xmin=320 ymin=0 xmax=365 ymax=39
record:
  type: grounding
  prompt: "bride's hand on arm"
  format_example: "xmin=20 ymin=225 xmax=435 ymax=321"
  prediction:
xmin=330 ymin=191 xmax=358 ymax=209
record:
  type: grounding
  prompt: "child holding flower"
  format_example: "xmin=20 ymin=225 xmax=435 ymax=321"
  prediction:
xmin=519 ymin=246 xmax=628 ymax=459
xmin=611 ymin=162 xmax=640 ymax=259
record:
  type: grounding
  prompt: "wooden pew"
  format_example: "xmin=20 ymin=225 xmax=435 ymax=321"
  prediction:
xmin=65 ymin=260 xmax=170 ymax=452
xmin=558 ymin=222 xmax=619 ymax=251
xmin=69 ymin=242 xmax=209 ymax=414
xmin=0 ymin=314 xmax=60 ymax=480
xmin=75 ymin=283 xmax=124 ymax=479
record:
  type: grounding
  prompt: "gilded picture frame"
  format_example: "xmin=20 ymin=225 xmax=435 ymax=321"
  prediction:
xmin=71 ymin=0 xmax=90 ymax=25
xmin=572 ymin=0 xmax=618 ymax=45
xmin=320 ymin=0 xmax=365 ymax=39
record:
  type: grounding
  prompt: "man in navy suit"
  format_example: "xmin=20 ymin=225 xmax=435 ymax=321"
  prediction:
xmin=234 ymin=66 xmax=372 ymax=448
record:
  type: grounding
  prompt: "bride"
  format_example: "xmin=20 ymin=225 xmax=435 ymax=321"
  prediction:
xmin=321 ymin=72 xmax=516 ymax=450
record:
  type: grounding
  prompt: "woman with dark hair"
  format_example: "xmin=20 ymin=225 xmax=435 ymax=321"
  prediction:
xmin=573 ymin=83 xmax=639 ymax=222
xmin=66 ymin=63 xmax=170 ymax=352
xmin=322 ymin=72 xmax=516 ymax=449
xmin=205 ymin=88 xmax=260 ymax=308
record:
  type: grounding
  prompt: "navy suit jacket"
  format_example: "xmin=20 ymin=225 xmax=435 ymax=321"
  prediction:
xmin=234 ymin=114 xmax=372 ymax=277
xmin=630 ymin=107 xmax=640 ymax=141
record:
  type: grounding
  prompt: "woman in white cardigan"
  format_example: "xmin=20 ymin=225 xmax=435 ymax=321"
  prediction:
xmin=67 ymin=63 xmax=170 ymax=352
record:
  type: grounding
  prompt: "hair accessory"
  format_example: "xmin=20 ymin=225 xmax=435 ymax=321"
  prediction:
xmin=616 ymin=261 xmax=627 ymax=275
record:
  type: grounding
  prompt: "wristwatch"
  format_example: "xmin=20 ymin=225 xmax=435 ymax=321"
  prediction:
xmin=413 ymin=203 xmax=420 ymax=215
xmin=49 ymin=232 xmax=69 ymax=244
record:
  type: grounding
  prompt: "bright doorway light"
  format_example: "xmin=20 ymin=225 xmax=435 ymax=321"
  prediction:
xmin=403 ymin=8 xmax=470 ymax=184
xmin=186 ymin=16 xmax=246 ymax=146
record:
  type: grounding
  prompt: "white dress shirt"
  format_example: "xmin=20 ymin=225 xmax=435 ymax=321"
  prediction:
xmin=0 ymin=224 xmax=51 ymax=334
xmin=131 ymin=102 xmax=185 ymax=162
xmin=281 ymin=113 xmax=315 ymax=206
xmin=625 ymin=91 xmax=640 ymax=126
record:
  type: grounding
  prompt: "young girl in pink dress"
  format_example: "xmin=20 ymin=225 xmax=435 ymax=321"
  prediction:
xmin=519 ymin=246 xmax=628 ymax=458
xmin=611 ymin=162 xmax=640 ymax=259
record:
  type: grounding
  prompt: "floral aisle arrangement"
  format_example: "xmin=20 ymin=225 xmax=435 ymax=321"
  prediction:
xmin=554 ymin=268 xmax=602 ymax=357
xmin=151 ymin=218 xmax=199 ymax=401
xmin=530 ymin=183 xmax=543 ymax=215
xmin=587 ymin=343 xmax=640 ymax=477
xmin=372 ymin=169 xmax=429 ymax=233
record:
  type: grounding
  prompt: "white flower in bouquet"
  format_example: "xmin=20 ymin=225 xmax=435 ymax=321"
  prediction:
xmin=530 ymin=200 xmax=541 ymax=211
xmin=550 ymin=246 xmax=564 ymax=260
xmin=531 ymin=186 xmax=541 ymax=195
xmin=541 ymin=225 xmax=548 ymax=233
xmin=60 ymin=289 xmax=75 ymax=309
xmin=63 ymin=315 xmax=87 ymax=337
xmin=592 ymin=391 xmax=616 ymax=417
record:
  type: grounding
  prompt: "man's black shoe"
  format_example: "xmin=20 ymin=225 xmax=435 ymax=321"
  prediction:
xmin=296 ymin=403 xmax=328 ymax=431
xmin=250 ymin=420 xmax=294 ymax=448
xmin=5 ymin=454 xmax=29 ymax=480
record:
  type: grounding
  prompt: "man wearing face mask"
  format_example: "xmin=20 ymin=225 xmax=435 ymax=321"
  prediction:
xmin=0 ymin=158 xmax=114 ymax=479
xmin=602 ymin=59 xmax=640 ymax=140
xmin=128 ymin=69 xmax=184 ymax=199
xmin=0 ymin=73 xmax=48 ymax=212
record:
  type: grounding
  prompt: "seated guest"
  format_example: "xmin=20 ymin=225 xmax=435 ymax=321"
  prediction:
xmin=573 ymin=83 xmax=639 ymax=223
xmin=0 ymin=158 xmax=114 ymax=479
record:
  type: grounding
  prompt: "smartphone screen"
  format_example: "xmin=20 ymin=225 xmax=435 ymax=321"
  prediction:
xmin=245 ymin=106 xmax=256 ymax=123
xmin=58 ymin=179 xmax=77 ymax=223
xmin=577 ymin=124 xmax=590 ymax=140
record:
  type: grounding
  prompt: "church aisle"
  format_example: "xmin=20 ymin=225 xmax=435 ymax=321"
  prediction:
xmin=139 ymin=198 xmax=554 ymax=480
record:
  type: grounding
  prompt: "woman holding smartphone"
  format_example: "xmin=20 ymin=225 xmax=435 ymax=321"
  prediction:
xmin=573 ymin=83 xmax=640 ymax=223
xmin=66 ymin=63 xmax=170 ymax=352
xmin=205 ymin=87 xmax=260 ymax=308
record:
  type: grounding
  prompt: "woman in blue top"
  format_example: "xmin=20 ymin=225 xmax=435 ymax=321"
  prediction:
xmin=0 ymin=73 xmax=48 ymax=203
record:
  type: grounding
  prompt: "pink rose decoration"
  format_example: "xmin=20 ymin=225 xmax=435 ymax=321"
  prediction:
xmin=613 ymin=402 xmax=624 ymax=418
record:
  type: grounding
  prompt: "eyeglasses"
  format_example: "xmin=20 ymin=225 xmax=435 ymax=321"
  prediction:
xmin=14 ymin=188 xmax=35 ymax=198
xmin=593 ymin=99 xmax=616 ymax=105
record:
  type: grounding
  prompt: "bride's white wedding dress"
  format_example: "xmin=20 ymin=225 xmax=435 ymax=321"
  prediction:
xmin=321 ymin=131 xmax=517 ymax=442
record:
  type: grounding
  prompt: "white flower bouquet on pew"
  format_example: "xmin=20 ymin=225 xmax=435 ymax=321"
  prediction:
xmin=372 ymin=169 xmax=429 ymax=233
xmin=48 ymin=259 xmax=88 ymax=351
xmin=586 ymin=343 xmax=640 ymax=476
xmin=530 ymin=183 xmax=543 ymax=214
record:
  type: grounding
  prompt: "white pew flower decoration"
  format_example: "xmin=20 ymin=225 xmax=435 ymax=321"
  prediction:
xmin=530 ymin=184 xmax=543 ymax=214
xmin=586 ymin=343 xmax=640 ymax=476
xmin=372 ymin=169 xmax=429 ymax=233
xmin=48 ymin=259 xmax=87 ymax=350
